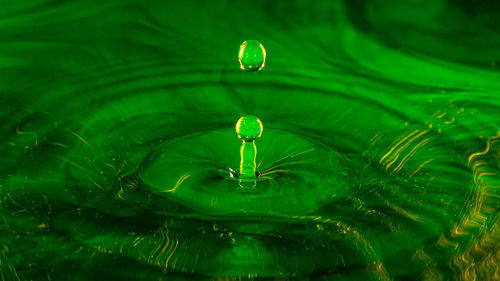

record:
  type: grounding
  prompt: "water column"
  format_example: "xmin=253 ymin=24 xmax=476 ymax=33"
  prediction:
xmin=235 ymin=115 xmax=263 ymax=187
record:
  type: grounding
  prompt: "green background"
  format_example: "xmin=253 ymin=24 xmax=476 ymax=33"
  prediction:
xmin=0 ymin=0 xmax=499 ymax=280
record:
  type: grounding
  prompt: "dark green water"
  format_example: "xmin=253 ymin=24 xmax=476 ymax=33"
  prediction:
xmin=1 ymin=1 xmax=499 ymax=280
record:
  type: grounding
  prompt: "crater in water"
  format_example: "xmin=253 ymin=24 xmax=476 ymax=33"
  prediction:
xmin=140 ymin=127 xmax=351 ymax=216
xmin=1 ymin=0 xmax=499 ymax=280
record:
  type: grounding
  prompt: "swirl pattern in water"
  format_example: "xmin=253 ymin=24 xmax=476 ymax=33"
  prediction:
xmin=0 ymin=1 xmax=499 ymax=280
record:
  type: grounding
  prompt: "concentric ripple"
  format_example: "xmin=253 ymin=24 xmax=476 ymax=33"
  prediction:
xmin=0 ymin=1 xmax=499 ymax=281
xmin=140 ymin=128 xmax=350 ymax=216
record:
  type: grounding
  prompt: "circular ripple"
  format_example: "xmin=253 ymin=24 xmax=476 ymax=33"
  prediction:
xmin=140 ymin=128 xmax=350 ymax=216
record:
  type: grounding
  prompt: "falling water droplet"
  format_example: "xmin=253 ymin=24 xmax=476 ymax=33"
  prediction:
xmin=238 ymin=40 xmax=266 ymax=72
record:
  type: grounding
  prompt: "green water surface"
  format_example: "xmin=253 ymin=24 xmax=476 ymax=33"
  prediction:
xmin=0 ymin=1 xmax=499 ymax=280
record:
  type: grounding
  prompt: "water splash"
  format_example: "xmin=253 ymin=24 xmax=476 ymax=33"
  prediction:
xmin=0 ymin=1 xmax=499 ymax=280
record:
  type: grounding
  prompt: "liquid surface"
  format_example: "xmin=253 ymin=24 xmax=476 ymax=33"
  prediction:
xmin=0 ymin=1 xmax=499 ymax=280
xmin=140 ymin=128 xmax=349 ymax=216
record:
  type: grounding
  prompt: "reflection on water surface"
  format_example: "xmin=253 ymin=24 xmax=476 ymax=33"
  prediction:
xmin=0 ymin=0 xmax=499 ymax=280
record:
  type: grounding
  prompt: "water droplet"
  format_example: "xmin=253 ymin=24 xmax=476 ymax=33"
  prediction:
xmin=236 ymin=115 xmax=263 ymax=141
xmin=238 ymin=40 xmax=266 ymax=72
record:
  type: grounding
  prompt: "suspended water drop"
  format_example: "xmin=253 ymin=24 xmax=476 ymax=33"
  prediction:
xmin=238 ymin=40 xmax=266 ymax=72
